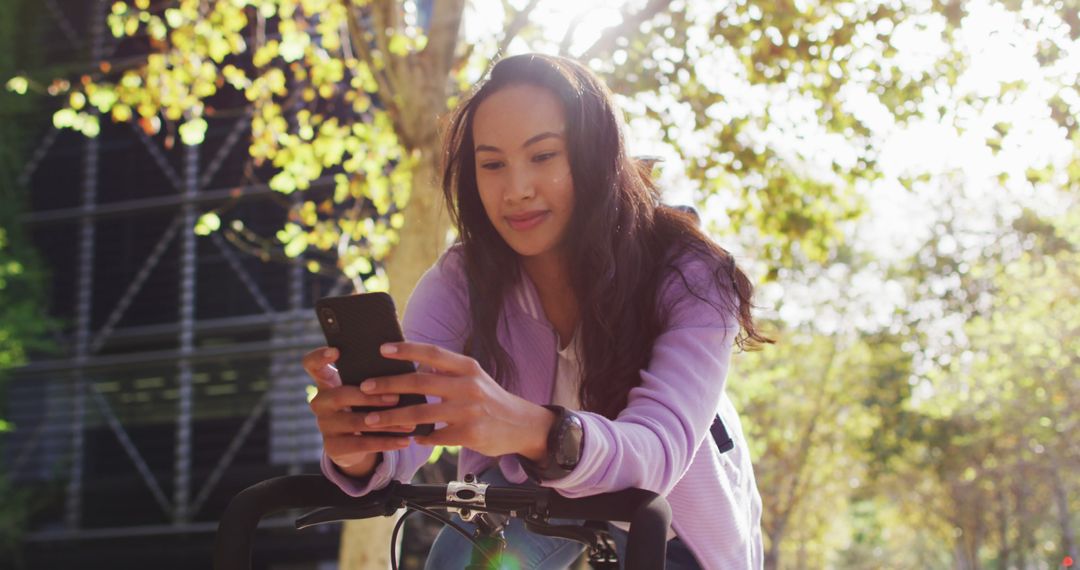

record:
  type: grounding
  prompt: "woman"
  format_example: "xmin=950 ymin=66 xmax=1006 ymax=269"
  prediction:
xmin=304 ymin=53 xmax=768 ymax=569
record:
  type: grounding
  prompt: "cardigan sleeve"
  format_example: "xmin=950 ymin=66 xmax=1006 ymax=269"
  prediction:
xmin=536 ymin=253 xmax=740 ymax=498
xmin=321 ymin=246 xmax=471 ymax=496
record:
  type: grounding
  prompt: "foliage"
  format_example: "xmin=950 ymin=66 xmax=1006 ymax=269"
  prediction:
xmin=0 ymin=0 xmax=975 ymax=281
xmin=0 ymin=0 xmax=61 ymax=564
xmin=4 ymin=1 xmax=1080 ymax=568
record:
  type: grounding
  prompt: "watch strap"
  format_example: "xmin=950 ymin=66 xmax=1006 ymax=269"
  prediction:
xmin=519 ymin=405 xmax=583 ymax=481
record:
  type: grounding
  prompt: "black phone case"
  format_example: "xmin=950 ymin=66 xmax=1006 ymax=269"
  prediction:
xmin=314 ymin=292 xmax=435 ymax=437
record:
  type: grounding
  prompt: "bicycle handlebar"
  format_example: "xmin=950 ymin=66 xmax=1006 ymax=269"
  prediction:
xmin=213 ymin=474 xmax=672 ymax=570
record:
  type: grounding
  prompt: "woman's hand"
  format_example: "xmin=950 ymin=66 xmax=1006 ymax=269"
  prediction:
xmin=303 ymin=346 xmax=414 ymax=478
xmin=357 ymin=342 xmax=557 ymax=461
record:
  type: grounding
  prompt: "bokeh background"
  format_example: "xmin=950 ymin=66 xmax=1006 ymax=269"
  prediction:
xmin=1 ymin=0 xmax=1077 ymax=568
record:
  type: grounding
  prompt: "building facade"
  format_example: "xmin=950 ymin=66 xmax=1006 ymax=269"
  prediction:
xmin=4 ymin=1 xmax=353 ymax=567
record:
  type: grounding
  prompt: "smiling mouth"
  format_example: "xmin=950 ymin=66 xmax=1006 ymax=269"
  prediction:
xmin=505 ymin=211 xmax=549 ymax=231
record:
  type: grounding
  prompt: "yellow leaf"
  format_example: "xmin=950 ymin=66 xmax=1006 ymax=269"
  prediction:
xmin=111 ymin=104 xmax=133 ymax=122
xmin=362 ymin=272 xmax=388 ymax=292
xmin=388 ymin=34 xmax=408 ymax=57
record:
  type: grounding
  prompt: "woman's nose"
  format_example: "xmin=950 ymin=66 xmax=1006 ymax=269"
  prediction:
xmin=504 ymin=166 xmax=536 ymax=202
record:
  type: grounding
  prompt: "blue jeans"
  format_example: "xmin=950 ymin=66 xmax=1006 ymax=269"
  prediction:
xmin=424 ymin=468 xmax=702 ymax=570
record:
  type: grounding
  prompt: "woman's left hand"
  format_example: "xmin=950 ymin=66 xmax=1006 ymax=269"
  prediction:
xmin=358 ymin=342 xmax=556 ymax=461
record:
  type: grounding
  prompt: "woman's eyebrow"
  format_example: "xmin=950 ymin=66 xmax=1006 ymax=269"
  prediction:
xmin=475 ymin=131 xmax=564 ymax=153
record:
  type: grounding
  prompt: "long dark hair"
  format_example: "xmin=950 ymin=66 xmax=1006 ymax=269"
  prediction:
xmin=441 ymin=53 xmax=771 ymax=419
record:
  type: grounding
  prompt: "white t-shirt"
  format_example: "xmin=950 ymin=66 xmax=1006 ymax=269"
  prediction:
xmin=551 ymin=330 xmax=677 ymax=540
xmin=551 ymin=331 xmax=583 ymax=409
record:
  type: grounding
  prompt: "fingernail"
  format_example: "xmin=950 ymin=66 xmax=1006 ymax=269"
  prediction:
xmin=324 ymin=348 xmax=335 ymax=359
xmin=381 ymin=395 xmax=398 ymax=403
xmin=364 ymin=413 xmax=379 ymax=425
xmin=380 ymin=344 xmax=398 ymax=355
xmin=360 ymin=380 xmax=375 ymax=392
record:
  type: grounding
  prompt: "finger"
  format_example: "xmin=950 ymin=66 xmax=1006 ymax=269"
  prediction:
xmin=310 ymin=386 xmax=400 ymax=415
xmin=359 ymin=372 xmax=470 ymax=400
xmin=324 ymin=434 xmax=411 ymax=462
xmin=361 ymin=402 xmax=454 ymax=429
xmin=303 ymin=347 xmax=342 ymax=389
xmin=318 ymin=411 xmax=414 ymax=435
xmin=414 ymin=426 xmax=468 ymax=447
xmin=380 ymin=342 xmax=478 ymax=376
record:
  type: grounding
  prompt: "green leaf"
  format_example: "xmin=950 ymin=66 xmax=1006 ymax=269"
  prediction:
xmin=164 ymin=8 xmax=183 ymax=28
xmin=269 ymin=171 xmax=297 ymax=194
xmin=5 ymin=76 xmax=29 ymax=95
xmin=179 ymin=117 xmax=208 ymax=145
xmin=283 ymin=233 xmax=308 ymax=258
xmin=194 ymin=212 xmax=221 ymax=235
xmin=279 ymin=30 xmax=310 ymax=62
xmin=52 ymin=108 xmax=77 ymax=128
xmin=355 ymin=256 xmax=372 ymax=275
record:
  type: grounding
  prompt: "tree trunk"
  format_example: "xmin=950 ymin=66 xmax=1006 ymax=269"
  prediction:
xmin=764 ymin=521 xmax=784 ymax=570
xmin=996 ymin=484 xmax=1010 ymax=570
xmin=386 ymin=150 xmax=452 ymax=308
xmin=335 ymin=1 xmax=461 ymax=566
xmin=335 ymin=152 xmax=450 ymax=570
xmin=1052 ymin=467 xmax=1077 ymax=564
xmin=335 ymin=151 xmax=450 ymax=570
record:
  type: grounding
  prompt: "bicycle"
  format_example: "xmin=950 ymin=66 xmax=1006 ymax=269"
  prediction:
xmin=214 ymin=472 xmax=672 ymax=570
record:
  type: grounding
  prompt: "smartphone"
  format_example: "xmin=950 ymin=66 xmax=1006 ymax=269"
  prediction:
xmin=314 ymin=292 xmax=435 ymax=437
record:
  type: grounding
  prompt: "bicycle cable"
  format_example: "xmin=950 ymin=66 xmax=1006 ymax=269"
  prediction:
xmin=388 ymin=501 xmax=499 ymax=570
xmin=389 ymin=508 xmax=419 ymax=570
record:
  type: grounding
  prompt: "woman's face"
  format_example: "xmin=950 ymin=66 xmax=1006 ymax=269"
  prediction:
xmin=472 ymin=84 xmax=575 ymax=262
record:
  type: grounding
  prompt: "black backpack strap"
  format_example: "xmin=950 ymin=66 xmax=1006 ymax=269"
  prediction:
xmin=710 ymin=414 xmax=735 ymax=454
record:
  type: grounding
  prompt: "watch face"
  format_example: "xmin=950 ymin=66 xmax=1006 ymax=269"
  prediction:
xmin=557 ymin=414 xmax=584 ymax=469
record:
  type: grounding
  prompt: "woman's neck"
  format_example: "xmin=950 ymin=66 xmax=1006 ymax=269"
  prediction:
xmin=521 ymin=253 xmax=579 ymax=349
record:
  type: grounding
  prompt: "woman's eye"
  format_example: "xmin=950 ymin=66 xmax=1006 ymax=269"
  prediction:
xmin=533 ymin=152 xmax=557 ymax=163
xmin=480 ymin=162 xmax=504 ymax=170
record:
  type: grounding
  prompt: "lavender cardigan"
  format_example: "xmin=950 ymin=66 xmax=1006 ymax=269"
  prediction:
xmin=322 ymin=246 xmax=764 ymax=569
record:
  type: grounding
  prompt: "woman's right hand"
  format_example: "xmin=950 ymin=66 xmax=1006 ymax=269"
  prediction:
xmin=303 ymin=346 xmax=414 ymax=479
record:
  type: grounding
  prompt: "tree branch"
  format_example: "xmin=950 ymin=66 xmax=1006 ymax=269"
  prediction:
xmin=344 ymin=1 xmax=406 ymax=135
xmin=497 ymin=0 xmax=541 ymax=57
xmin=370 ymin=0 xmax=406 ymax=93
xmin=576 ymin=0 xmax=674 ymax=62
xmin=558 ymin=13 xmax=584 ymax=56
xmin=424 ymin=0 xmax=466 ymax=78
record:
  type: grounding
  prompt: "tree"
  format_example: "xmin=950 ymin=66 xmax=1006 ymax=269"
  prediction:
xmin=7 ymin=0 xmax=1078 ymax=567
xmin=0 ymin=0 xmax=61 ymax=563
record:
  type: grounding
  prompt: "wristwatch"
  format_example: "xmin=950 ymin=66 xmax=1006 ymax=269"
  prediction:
xmin=521 ymin=405 xmax=584 ymax=481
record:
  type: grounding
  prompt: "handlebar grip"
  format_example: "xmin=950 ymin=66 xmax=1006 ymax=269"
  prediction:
xmin=213 ymin=475 xmax=380 ymax=570
xmin=547 ymin=488 xmax=672 ymax=570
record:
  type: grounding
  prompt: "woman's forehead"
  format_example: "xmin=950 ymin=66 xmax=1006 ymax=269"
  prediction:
xmin=473 ymin=84 xmax=567 ymax=149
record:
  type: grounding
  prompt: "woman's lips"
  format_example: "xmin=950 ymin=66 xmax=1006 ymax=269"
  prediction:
xmin=506 ymin=211 xmax=549 ymax=231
